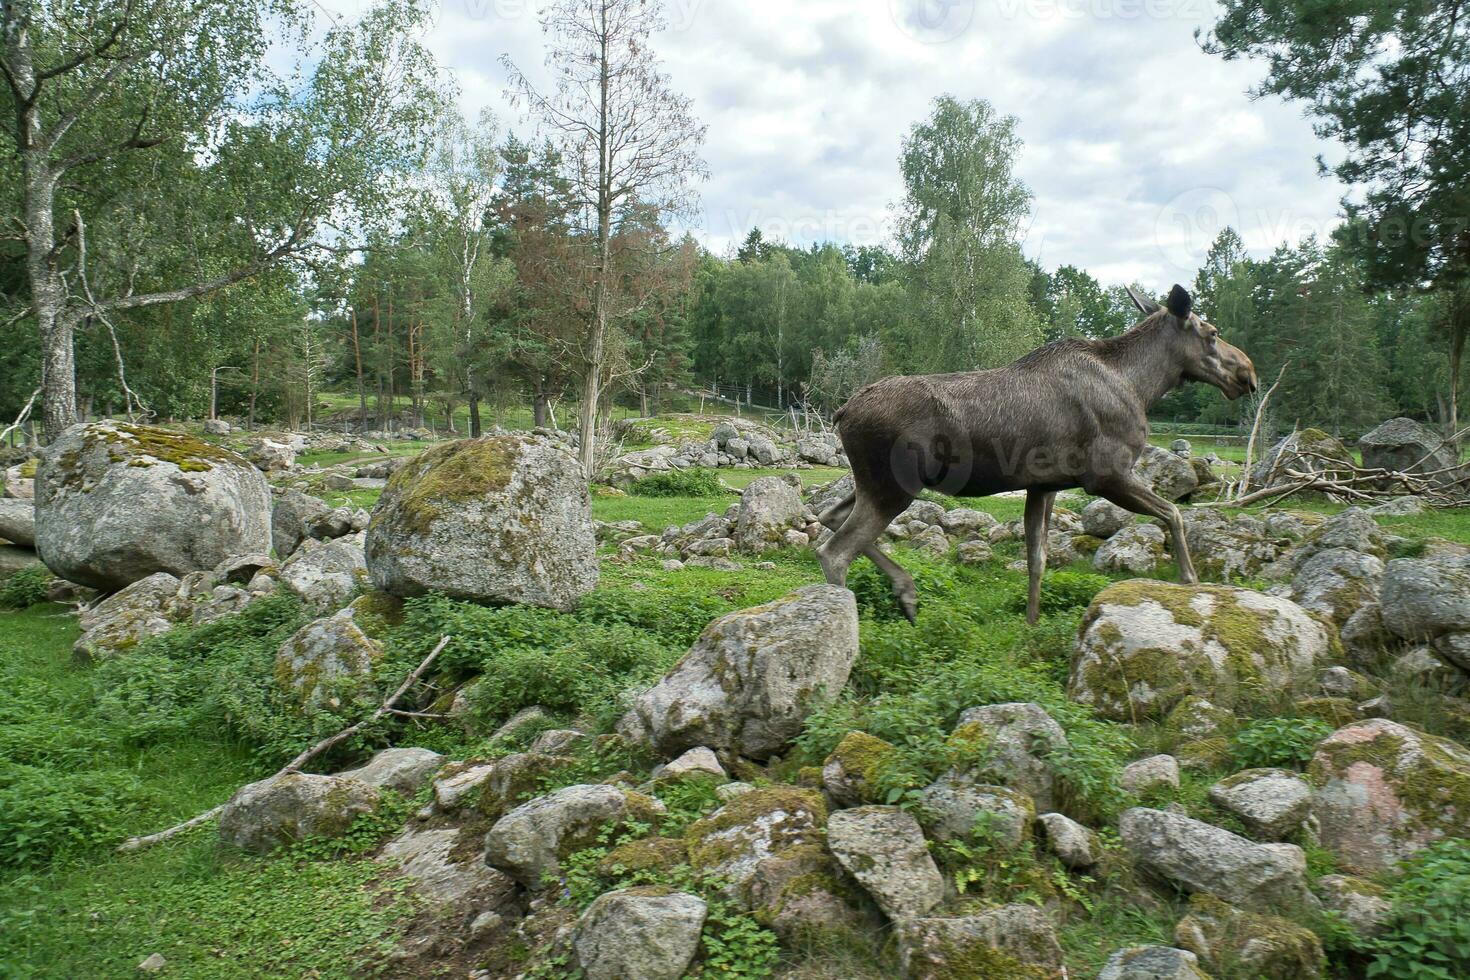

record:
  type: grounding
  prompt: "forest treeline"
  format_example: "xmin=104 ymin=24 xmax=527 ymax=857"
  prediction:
xmin=2 ymin=0 xmax=1465 ymax=452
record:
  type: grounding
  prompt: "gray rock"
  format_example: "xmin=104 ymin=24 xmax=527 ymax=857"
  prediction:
xmin=0 ymin=497 xmax=35 ymax=547
xmin=1121 ymin=755 xmax=1180 ymax=795
xmin=1038 ymin=812 xmax=1098 ymax=869
xmin=1316 ymin=875 xmax=1392 ymax=937
xmin=826 ymin=806 xmax=944 ymax=920
xmin=137 ymin=953 xmax=167 ymax=972
xmin=272 ymin=489 xmax=332 ymax=558
xmin=711 ymin=421 xmax=739 ymax=446
xmin=1171 ymin=439 xmax=1192 ymax=457
xmin=378 ymin=826 xmax=518 ymax=909
xmin=35 ymin=422 xmax=271 ymax=591
xmin=1082 ymin=497 xmax=1134 ymax=538
xmin=1094 ymin=524 xmax=1167 ymax=574
xmin=1380 ymin=554 xmax=1470 ymax=642
xmin=940 ymin=507 xmax=998 ymax=537
xmin=484 ymin=784 xmax=661 ymax=885
xmin=653 ymin=746 xmax=727 ymax=782
xmin=279 ymin=538 xmax=366 ymax=612
xmin=1180 ymin=509 xmax=1284 ymax=580
xmin=1098 ymin=946 xmax=1208 ymax=980
xmin=304 ymin=506 xmax=355 ymax=541
xmin=955 ymin=539 xmax=993 ymax=565
xmin=1359 ymin=417 xmax=1462 ymax=489
xmin=275 ymin=607 xmax=381 ymax=708
xmin=73 ymin=571 xmax=188 ymax=660
xmin=1292 ymin=507 xmax=1385 ymax=566
xmin=430 ymin=761 xmax=499 ymax=811
xmin=365 ymin=435 xmax=597 ymax=611
xmin=1134 ymin=445 xmax=1199 ymax=501
xmin=1290 ymin=547 xmax=1384 ymax=626
xmin=918 ymin=775 xmax=1034 ymax=846
xmin=1250 ymin=428 xmax=1354 ymax=489
xmin=622 ymin=585 xmax=859 ymax=760
xmin=1119 ymin=807 xmax=1318 ymax=909
xmin=1368 ymin=496 xmax=1425 ymax=516
xmin=1208 ymin=769 xmax=1313 ymax=840
xmin=685 ymin=788 xmax=827 ymax=901
xmin=248 ymin=437 xmax=296 ymax=472
xmin=909 ymin=524 xmax=950 ymax=555
xmin=571 ymin=889 xmax=707 ymax=980
xmin=339 ymin=747 xmax=444 ymax=796
xmin=896 ymin=905 xmax=1064 ymax=978
xmin=725 ymin=436 xmax=750 ymax=459
xmin=204 ymin=418 xmax=232 ymax=435
xmin=745 ymin=433 xmax=779 ymax=465
xmin=954 ymin=702 xmax=1068 ymax=812
xmin=732 ymin=476 xmax=803 ymax=553
xmin=219 ymin=772 xmax=379 ymax=854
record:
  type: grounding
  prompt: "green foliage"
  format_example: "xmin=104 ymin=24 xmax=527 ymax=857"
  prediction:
xmin=629 ymin=468 xmax=725 ymax=498
xmin=1367 ymin=839 xmax=1470 ymax=980
xmin=1230 ymin=717 xmax=1333 ymax=770
xmin=1006 ymin=569 xmax=1111 ymax=616
xmin=0 ymin=568 xmax=52 ymax=610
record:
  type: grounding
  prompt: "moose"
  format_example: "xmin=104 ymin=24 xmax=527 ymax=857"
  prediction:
xmin=816 ymin=284 xmax=1258 ymax=625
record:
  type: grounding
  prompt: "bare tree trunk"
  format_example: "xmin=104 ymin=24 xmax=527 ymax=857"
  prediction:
xmin=533 ymin=386 xmax=550 ymax=428
xmin=577 ymin=16 xmax=614 ymax=478
xmin=350 ymin=307 xmax=367 ymax=432
xmin=248 ymin=337 xmax=261 ymax=430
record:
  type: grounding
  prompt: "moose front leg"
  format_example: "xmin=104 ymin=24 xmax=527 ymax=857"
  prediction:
xmin=1093 ymin=478 xmax=1199 ymax=584
xmin=1023 ymin=489 xmax=1057 ymax=625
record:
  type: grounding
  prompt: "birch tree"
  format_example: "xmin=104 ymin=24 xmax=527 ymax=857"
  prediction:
xmin=503 ymin=0 xmax=706 ymax=475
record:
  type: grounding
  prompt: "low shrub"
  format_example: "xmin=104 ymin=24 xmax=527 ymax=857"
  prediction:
xmin=1367 ymin=839 xmax=1470 ymax=979
xmin=1230 ymin=716 xmax=1333 ymax=770
xmin=0 ymin=566 xmax=52 ymax=610
xmin=629 ymin=468 xmax=725 ymax=498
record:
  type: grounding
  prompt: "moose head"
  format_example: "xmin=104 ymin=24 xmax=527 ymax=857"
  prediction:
xmin=1125 ymin=284 xmax=1259 ymax=400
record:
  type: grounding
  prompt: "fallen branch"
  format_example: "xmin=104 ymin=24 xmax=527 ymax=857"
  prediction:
xmin=117 ymin=635 xmax=452 ymax=853
xmin=1237 ymin=362 xmax=1288 ymax=503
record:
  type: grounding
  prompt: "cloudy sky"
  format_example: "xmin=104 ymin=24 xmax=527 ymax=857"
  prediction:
xmin=323 ymin=0 xmax=1349 ymax=288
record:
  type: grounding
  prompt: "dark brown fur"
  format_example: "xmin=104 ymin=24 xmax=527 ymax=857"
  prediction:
xmin=816 ymin=285 xmax=1258 ymax=624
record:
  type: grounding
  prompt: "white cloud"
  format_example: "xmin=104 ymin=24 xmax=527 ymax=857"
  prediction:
xmin=316 ymin=0 xmax=1346 ymax=288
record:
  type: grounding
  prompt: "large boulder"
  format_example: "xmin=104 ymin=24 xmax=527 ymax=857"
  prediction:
xmin=35 ymin=422 xmax=271 ymax=590
xmin=1119 ymin=807 xmax=1317 ymax=909
xmin=1290 ymin=548 xmax=1384 ymax=626
xmin=73 ymin=571 xmax=188 ymax=660
xmin=1134 ymin=446 xmax=1199 ymax=501
xmin=218 ymin=772 xmax=379 ymax=854
xmin=950 ymin=702 xmax=1068 ymax=812
xmin=271 ymin=489 xmax=333 ymax=558
xmin=571 ymin=888 xmax=707 ymax=980
xmin=278 ymin=538 xmax=367 ymax=612
xmin=895 ymin=905 xmax=1065 ymax=979
xmin=684 ymin=787 xmax=827 ymax=904
xmin=1070 ymin=581 xmax=1334 ymax=721
xmin=732 ymin=476 xmax=803 ymax=553
xmin=1207 ymin=769 xmax=1314 ymax=840
xmin=275 ymin=606 xmax=381 ymax=709
xmin=620 ymin=585 xmax=859 ymax=760
xmin=1359 ymin=417 xmax=1462 ymax=489
xmin=365 ymin=435 xmax=597 ymax=611
xmin=1249 ymin=428 xmax=1353 ymax=490
xmin=0 ymin=497 xmax=35 ymax=548
xmin=1308 ymin=718 xmax=1470 ymax=874
xmin=1379 ymin=555 xmax=1470 ymax=672
xmin=1180 ymin=510 xmax=1285 ymax=580
xmin=484 ymin=784 xmax=663 ymax=885
xmin=826 ymin=806 xmax=944 ymax=920
xmin=1094 ymin=524 xmax=1167 ymax=575
xmin=1174 ymin=894 xmax=1325 ymax=980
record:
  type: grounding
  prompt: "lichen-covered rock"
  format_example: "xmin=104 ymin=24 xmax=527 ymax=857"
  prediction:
xmin=339 ymin=747 xmax=444 ymax=796
xmin=36 ymin=422 xmax=271 ymax=590
xmin=895 ymin=905 xmax=1065 ymax=979
xmin=1290 ymin=548 xmax=1383 ymax=626
xmin=278 ymin=538 xmax=366 ymax=612
xmin=955 ymin=539 xmax=993 ymax=565
xmin=1070 ymin=581 xmax=1334 ymax=721
xmin=951 ymin=702 xmax=1068 ymax=812
xmin=571 ymin=887 xmax=707 ymax=980
xmin=940 ymin=507 xmax=998 ymax=538
xmin=1097 ymin=946 xmax=1209 ymax=980
xmin=1359 ymin=417 xmax=1462 ymax=489
xmin=1174 ymin=894 xmax=1325 ymax=980
xmin=826 ymin=805 xmax=944 ymax=921
xmin=1120 ymin=754 xmax=1180 ymax=795
xmin=684 ymin=787 xmax=826 ymax=903
xmin=378 ymin=826 xmax=519 ymax=910
xmin=732 ymin=476 xmax=804 ymax=553
xmin=1038 ymin=812 xmax=1098 ymax=869
xmin=1135 ymin=445 xmax=1199 ymax=501
xmin=744 ymin=842 xmax=869 ymax=940
xmin=1164 ymin=695 xmax=1236 ymax=742
xmin=1119 ymin=807 xmax=1318 ymax=909
xmin=73 ymin=571 xmax=189 ymax=660
xmin=476 ymin=752 xmax=579 ymax=822
xmin=272 ymin=489 xmax=332 ymax=558
xmin=1250 ymin=428 xmax=1353 ymax=490
xmin=1308 ymin=718 xmax=1470 ymax=873
xmin=918 ymin=773 xmax=1035 ymax=846
xmin=274 ymin=607 xmax=381 ymax=709
xmin=248 ymin=437 xmax=296 ymax=472
xmin=1180 ymin=510 xmax=1284 ymax=580
xmin=622 ymin=585 xmax=859 ymax=760
xmin=365 ymin=435 xmax=597 ymax=611
xmin=1379 ymin=555 xmax=1470 ymax=645
xmin=652 ymin=746 xmax=727 ymax=783
xmin=1082 ymin=498 xmax=1133 ymax=539
xmin=218 ymin=772 xmax=379 ymax=854
xmin=430 ymin=761 xmax=499 ymax=812
xmin=822 ymin=731 xmax=896 ymax=808
xmin=1094 ymin=524 xmax=1166 ymax=574
xmin=1208 ymin=769 xmax=1313 ymax=840
xmin=1291 ymin=508 xmax=1386 ymax=566
xmin=484 ymin=784 xmax=663 ymax=885
xmin=1315 ymin=874 xmax=1392 ymax=936
xmin=0 ymin=497 xmax=35 ymax=548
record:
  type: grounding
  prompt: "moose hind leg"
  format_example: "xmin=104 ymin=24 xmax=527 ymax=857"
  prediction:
xmin=816 ymin=494 xmax=891 ymax=588
xmin=1023 ymin=489 xmax=1054 ymax=625
xmin=1096 ymin=479 xmax=1199 ymax=584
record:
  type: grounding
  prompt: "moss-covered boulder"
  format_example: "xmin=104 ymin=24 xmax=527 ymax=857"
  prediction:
xmin=1308 ymin=718 xmax=1470 ymax=873
xmin=73 ymin=571 xmax=190 ymax=661
xmin=1249 ymin=428 xmax=1353 ymax=491
xmin=483 ymin=783 xmax=665 ymax=886
xmin=621 ymin=585 xmax=859 ymax=760
xmin=821 ymin=731 xmax=896 ymax=807
xmin=570 ymin=887 xmax=707 ymax=980
xmin=1174 ymin=894 xmax=1324 ymax=979
xmin=278 ymin=537 xmax=367 ymax=613
xmin=950 ymin=702 xmax=1069 ymax=812
xmin=274 ymin=606 xmax=381 ymax=710
xmin=1180 ymin=510 xmax=1285 ymax=580
xmin=1290 ymin=548 xmax=1383 ymax=626
xmin=365 ymin=435 xmax=596 ymax=611
xmin=895 ymin=905 xmax=1065 ymax=980
xmin=684 ymin=787 xmax=827 ymax=903
xmin=36 ymin=422 xmax=270 ymax=590
xmin=1070 ymin=581 xmax=1334 ymax=721
xmin=743 ymin=842 xmax=870 ymax=941
xmin=1094 ymin=524 xmax=1167 ymax=575
xmin=218 ymin=772 xmax=379 ymax=855
xmin=732 ymin=475 xmax=804 ymax=553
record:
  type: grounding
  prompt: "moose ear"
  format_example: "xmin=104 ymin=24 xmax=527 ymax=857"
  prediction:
xmin=1167 ymin=284 xmax=1193 ymax=320
xmin=1125 ymin=285 xmax=1160 ymax=315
